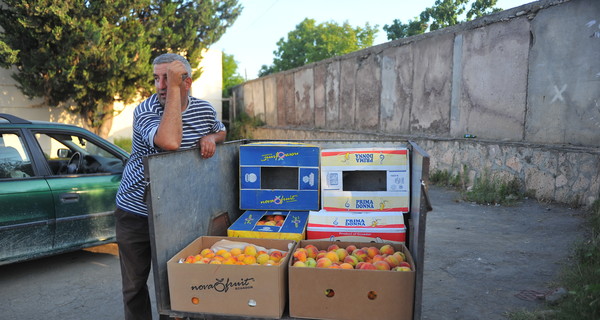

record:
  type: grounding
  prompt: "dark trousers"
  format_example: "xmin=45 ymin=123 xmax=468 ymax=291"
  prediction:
xmin=115 ymin=208 xmax=153 ymax=320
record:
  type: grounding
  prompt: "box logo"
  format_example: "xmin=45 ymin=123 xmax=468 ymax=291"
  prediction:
xmin=261 ymin=151 xmax=299 ymax=162
xmin=191 ymin=277 xmax=256 ymax=293
xmin=354 ymin=153 xmax=374 ymax=163
xmin=260 ymin=194 xmax=298 ymax=205
xmin=355 ymin=199 xmax=375 ymax=209
xmin=345 ymin=218 xmax=366 ymax=226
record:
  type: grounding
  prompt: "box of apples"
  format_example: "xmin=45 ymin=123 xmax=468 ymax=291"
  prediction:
xmin=288 ymin=240 xmax=415 ymax=320
xmin=167 ymin=236 xmax=296 ymax=318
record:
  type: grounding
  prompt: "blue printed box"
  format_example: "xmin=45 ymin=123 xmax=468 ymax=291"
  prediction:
xmin=227 ymin=210 xmax=310 ymax=241
xmin=239 ymin=142 xmax=320 ymax=211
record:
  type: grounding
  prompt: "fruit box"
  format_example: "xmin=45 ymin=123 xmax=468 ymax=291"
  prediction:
xmin=306 ymin=210 xmax=406 ymax=244
xmin=167 ymin=236 xmax=296 ymax=318
xmin=227 ymin=210 xmax=309 ymax=241
xmin=239 ymin=141 xmax=320 ymax=211
xmin=288 ymin=240 xmax=415 ymax=320
xmin=320 ymin=147 xmax=409 ymax=212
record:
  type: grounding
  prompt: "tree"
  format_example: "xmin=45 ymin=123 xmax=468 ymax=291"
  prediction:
xmin=0 ymin=0 xmax=242 ymax=138
xmin=222 ymin=51 xmax=244 ymax=98
xmin=259 ymin=18 xmax=378 ymax=77
xmin=384 ymin=0 xmax=502 ymax=40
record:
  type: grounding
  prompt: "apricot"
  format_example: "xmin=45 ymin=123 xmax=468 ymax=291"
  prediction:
xmin=229 ymin=247 xmax=242 ymax=257
xmin=243 ymin=245 xmax=258 ymax=257
xmin=200 ymin=248 xmax=213 ymax=256
xmin=379 ymin=244 xmax=395 ymax=256
xmin=256 ymin=253 xmax=270 ymax=265
xmin=242 ymin=255 xmax=257 ymax=265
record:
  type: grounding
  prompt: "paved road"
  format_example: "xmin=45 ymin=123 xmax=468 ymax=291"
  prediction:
xmin=0 ymin=186 xmax=585 ymax=319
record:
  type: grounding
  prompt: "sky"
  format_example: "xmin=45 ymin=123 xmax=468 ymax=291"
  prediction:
xmin=211 ymin=0 xmax=535 ymax=80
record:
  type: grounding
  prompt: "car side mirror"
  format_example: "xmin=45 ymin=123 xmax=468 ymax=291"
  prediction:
xmin=57 ymin=148 xmax=71 ymax=159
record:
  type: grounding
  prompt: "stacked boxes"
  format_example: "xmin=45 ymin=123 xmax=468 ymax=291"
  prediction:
xmin=307 ymin=147 xmax=410 ymax=244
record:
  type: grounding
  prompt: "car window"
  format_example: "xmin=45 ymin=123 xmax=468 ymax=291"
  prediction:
xmin=33 ymin=132 xmax=125 ymax=175
xmin=0 ymin=133 xmax=33 ymax=179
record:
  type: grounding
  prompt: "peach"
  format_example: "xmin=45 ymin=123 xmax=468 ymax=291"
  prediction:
xmin=379 ymin=244 xmax=395 ymax=256
xmin=343 ymin=255 xmax=359 ymax=267
xmin=328 ymin=264 xmax=340 ymax=269
xmin=243 ymin=245 xmax=257 ymax=257
xmin=372 ymin=254 xmax=385 ymax=263
xmin=339 ymin=262 xmax=354 ymax=269
xmin=393 ymin=251 xmax=406 ymax=262
xmin=384 ymin=255 xmax=400 ymax=268
xmin=367 ymin=246 xmax=380 ymax=259
xmin=293 ymin=249 xmax=308 ymax=262
xmin=316 ymin=257 xmax=333 ymax=268
xmin=355 ymin=262 xmax=366 ymax=269
xmin=393 ymin=266 xmax=412 ymax=272
xmin=209 ymin=259 xmax=222 ymax=264
xmin=269 ymin=251 xmax=283 ymax=262
xmin=276 ymin=220 xmax=284 ymax=226
xmin=345 ymin=244 xmax=357 ymax=254
xmin=293 ymin=260 xmax=307 ymax=267
xmin=316 ymin=251 xmax=327 ymax=260
xmin=335 ymin=248 xmax=349 ymax=261
xmin=398 ymin=261 xmax=411 ymax=268
xmin=184 ymin=255 xmax=195 ymax=264
xmin=327 ymin=244 xmax=340 ymax=252
xmin=324 ymin=251 xmax=339 ymax=263
xmin=265 ymin=221 xmax=277 ymax=226
xmin=304 ymin=245 xmax=319 ymax=259
xmin=373 ymin=260 xmax=391 ymax=270
xmin=305 ymin=258 xmax=317 ymax=268
xmin=352 ymin=249 xmax=368 ymax=262
xmin=359 ymin=262 xmax=376 ymax=270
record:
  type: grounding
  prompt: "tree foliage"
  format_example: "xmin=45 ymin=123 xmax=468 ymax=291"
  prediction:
xmin=222 ymin=51 xmax=244 ymax=98
xmin=384 ymin=0 xmax=502 ymax=40
xmin=0 ymin=0 xmax=242 ymax=137
xmin=259 ymin=18 xmax=377 ymax=77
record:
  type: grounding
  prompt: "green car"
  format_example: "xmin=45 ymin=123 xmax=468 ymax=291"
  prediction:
xmin=0 ymin=113 xmax=130 ymax=265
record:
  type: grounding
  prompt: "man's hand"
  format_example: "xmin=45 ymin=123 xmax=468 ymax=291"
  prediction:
xmin=199 ymin=131 xmax=226 ymax=159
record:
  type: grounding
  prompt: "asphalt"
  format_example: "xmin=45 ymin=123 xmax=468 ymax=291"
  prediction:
xmin=0 ymin=186 xmax=586 ymax=319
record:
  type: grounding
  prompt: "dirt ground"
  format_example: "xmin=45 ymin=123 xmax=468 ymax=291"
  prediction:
xmin=421 ymin=186 xmax=585 ymax=320
xmin=0 ymin=186 xmax=586 ymax=319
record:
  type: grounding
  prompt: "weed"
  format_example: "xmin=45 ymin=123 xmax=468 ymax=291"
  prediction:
xmin=226 ymin=112 xmax=264 ymax=141
xmin=464 ymin=171 xmax=522 ymax=206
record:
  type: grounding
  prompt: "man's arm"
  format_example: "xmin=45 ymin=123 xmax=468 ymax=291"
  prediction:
xmin=199 ymin=130 xmax=226 ymax=159
xmin=154 ymin=61 xmax=190 ymax=150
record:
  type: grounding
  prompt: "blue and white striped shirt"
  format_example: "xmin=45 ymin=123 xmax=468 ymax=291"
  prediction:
xmin=116 ymin=94 xmax=225 ymax=217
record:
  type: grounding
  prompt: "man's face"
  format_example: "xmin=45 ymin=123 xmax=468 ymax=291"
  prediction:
xmin=153 ymin=63 xmax=169 ymax=106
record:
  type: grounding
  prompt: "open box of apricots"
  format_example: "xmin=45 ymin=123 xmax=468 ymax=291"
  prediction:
xmin=167 ymin=236 xmax=296 ymax=318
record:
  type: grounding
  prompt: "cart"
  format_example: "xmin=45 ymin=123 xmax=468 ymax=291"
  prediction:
xmin=145 ymin=139 xmax=431 ymax=319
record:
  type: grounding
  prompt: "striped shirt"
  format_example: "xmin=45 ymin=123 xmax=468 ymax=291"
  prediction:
xmin=116 ymin=94 xmax=225 ymax=217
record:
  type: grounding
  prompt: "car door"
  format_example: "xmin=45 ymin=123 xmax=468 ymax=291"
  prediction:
xmin=0 ymin=130 xmax=55 ymax=265
xmin=31 ymin=130 xmax=126 ymax=250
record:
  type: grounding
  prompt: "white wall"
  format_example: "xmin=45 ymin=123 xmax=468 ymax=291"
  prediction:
xmin=0 ymin=49 xmax=223 ymax=142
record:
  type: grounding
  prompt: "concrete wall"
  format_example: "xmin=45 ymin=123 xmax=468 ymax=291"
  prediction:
xmin=232 ymin=0 xmax=600 ymax=206
xmin=0 ymin=49 xmax=223 ymax=142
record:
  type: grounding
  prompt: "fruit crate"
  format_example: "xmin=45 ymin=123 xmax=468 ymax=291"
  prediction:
xmin=145 ymin=139 xmax=431 ymax=320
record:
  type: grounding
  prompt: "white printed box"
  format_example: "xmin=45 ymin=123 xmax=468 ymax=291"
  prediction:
xmin=320 ymin=147 xmax=410 ymax=212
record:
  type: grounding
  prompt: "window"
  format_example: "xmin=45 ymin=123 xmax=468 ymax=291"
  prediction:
xmin=33 ymin=132 xmax=125 ymax=175
xmin=0 ymin=133 xmax=33 ymax=179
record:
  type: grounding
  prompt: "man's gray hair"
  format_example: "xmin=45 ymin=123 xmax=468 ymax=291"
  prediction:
xmin=153 ymin=53 xmax=192 ymax=78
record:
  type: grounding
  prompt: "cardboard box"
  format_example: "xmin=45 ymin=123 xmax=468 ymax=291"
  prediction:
xmin=240 ymin=142 xmax=320 ymax=211
xmin=306 ymin=210 xmax=406 ymax=243
xmin=167 ymin=236 xmax=295 ymax=318
xmin=321 ymin=147 xmax=409 ymax=212
xmin=289 ymin=240 xmax=415 ymax=320
xmin=227 ymin=210 xmax=309 ymax=241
